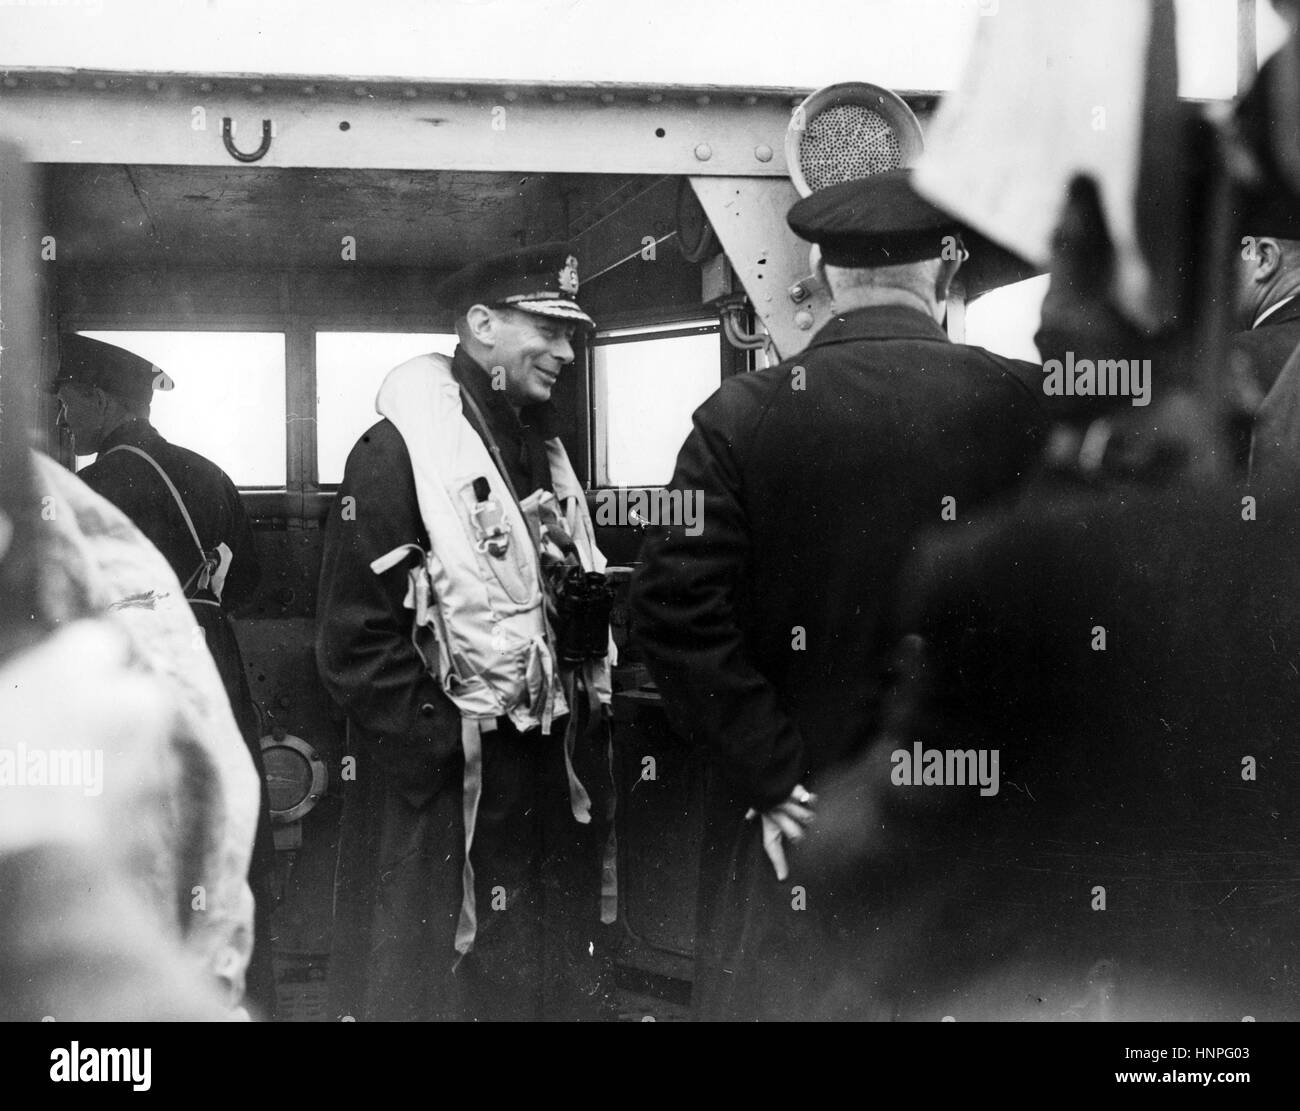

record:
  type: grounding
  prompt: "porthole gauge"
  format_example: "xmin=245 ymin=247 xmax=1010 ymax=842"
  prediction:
xmin=259 ymin=733 xmax=328 ymax=824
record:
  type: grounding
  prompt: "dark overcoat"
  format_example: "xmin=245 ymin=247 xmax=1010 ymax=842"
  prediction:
xmin=316 ymin=348 xmax=610 ymax=1021
xmin=1235 ymin=301 xmax=1300 ymax=401
xmin=629 ymin=304 xmax=1047 ymax=1020
xmin=1246 ymin=301 xmax=1300 ymax=480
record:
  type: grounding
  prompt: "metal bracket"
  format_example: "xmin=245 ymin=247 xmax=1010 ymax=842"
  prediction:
xmin=689 ymin=176 xmax=833 ymax=359
xmin=222 ymin=117 xmax=273 ymax=163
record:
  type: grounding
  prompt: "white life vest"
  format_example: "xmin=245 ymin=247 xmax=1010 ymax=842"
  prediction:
xmin=369 ymin=352 xmax=616 ymax=953
xmin=371 ymin=351 xmax=613 ymax=728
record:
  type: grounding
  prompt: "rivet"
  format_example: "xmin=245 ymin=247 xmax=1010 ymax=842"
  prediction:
xmin=755 ymin=144 xmax=773 ymax=162
xmin=694 ymin=142 xmax=713 ymax=161
xmin=795 ymin=309 xmax=814 ymax=330
xmin=600 ymin=92 xmax=615 ymax=104
xmin=250 ymin=83 xmax=264 ymax=95
xmin=403 ymin=87 xmax=418 ymax=99
xmin=647 ymin=92 xmax=663 ymax=104
xmin=198 ymin=81 xmax=212 ymax=93
xmin=504 ymin=89 xmax=519 ymax=102
xmin=145 ymin=78 xmax=160 ymax=92
xmin=696 ymin=94 xmax=711 ymax=106
xmin=94 ymin=78 xmax=109 ymax=90
xmin=354 ymin=85 xmax=368 ymax=97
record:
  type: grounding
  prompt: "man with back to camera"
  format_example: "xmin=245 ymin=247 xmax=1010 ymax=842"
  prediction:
xmin=1227 ymin=226 xmax=1300 ymax=477
xmin=51 ymin=333 xmax=277 ymax=1018
xmin=1232 ymin=43 xmax=1300 ymax=481
xmin=1233 ymin=232 xmax=1300 ymax=398
xmin=629 ymin=169 xmax=1048 ymax=1021
xmin=316 ymin=242 xmax=616 ymax=1021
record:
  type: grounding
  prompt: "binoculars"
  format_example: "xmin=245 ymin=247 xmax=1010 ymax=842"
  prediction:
xmin=553 ymin=567 xmax=613 ymax=663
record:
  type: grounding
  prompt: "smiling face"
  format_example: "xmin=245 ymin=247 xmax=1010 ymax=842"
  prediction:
xmin=465 ymin=306 xmax=577 ymax=408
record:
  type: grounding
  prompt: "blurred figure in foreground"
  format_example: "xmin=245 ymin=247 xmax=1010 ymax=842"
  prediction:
xmin=806 ymin=479 xmax=1300 ymax=1020
xmin=0 ymin=621 xmax=230 ymax=1021
xmin=0 ymin=452 xmax=262 ymax=1018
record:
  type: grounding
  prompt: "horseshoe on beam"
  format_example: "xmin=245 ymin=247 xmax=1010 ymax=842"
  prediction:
xmin=222 ymin=117 xmax=273 ymax=163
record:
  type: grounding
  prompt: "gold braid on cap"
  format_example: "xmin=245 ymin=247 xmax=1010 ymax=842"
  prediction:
xmin=502 ymin=292 xmax=565 ymax=304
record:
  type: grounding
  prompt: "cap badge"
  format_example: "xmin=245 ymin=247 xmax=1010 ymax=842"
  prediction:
xmin=558 ymin=255 xmax=580 ymax=296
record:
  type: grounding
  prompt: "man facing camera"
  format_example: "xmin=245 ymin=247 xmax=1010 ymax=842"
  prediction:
xmin=317 ymin=243 xmax=615 ymax=1021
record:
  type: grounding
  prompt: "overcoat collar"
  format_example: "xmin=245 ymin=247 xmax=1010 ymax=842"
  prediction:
xmin=806 ymin=304 xmax=951 ymax=351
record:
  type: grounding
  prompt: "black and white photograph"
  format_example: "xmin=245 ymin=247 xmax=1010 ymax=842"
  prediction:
xmin=0 ymin=0 xmax=1295 ymax=1084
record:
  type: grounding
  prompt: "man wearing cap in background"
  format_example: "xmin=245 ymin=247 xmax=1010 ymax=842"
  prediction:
xmin=52 ymin=333 xmax=277 ymax=1018
xmin=1230 ymin=18 xmax=1300 ymax=482
xmin=317 ymin=242 xmax=614 ymax=1021
xmin=629 ymin=169 xmax=1047 ymax=1021
xmin=1224 ymin=213 xmax=1300 ymax=477
xmin=1234 ymin=234 xmax=1300 ymax=402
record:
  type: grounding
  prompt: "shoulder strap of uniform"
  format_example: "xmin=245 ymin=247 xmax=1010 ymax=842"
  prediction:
xmin=457 ymin=386 xmax=524 ymax=510
xmin=458 ymin=385 xmax=563 ymax=620
xmin=102 ymin=443 xmax=210 ymax=594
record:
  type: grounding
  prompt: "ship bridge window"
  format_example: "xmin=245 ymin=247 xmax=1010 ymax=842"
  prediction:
xmin=592 ymin=321 xmax=722 ymax=488
xmin=316 ymin=332 xmax=457 ymax=485
xmin=962 ymin=275 xmax=1050 ymax=365
xmin=77 ymin=331 xmax=287 ymax=487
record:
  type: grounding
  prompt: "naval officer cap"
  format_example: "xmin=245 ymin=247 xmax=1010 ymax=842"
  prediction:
xmin=50 ymin=334 xmax=174 ymax=407
xmin=787 ymin=168 xmax=963 ymax=268
xmin=436 ymin=241 xmax=595 ymax=327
